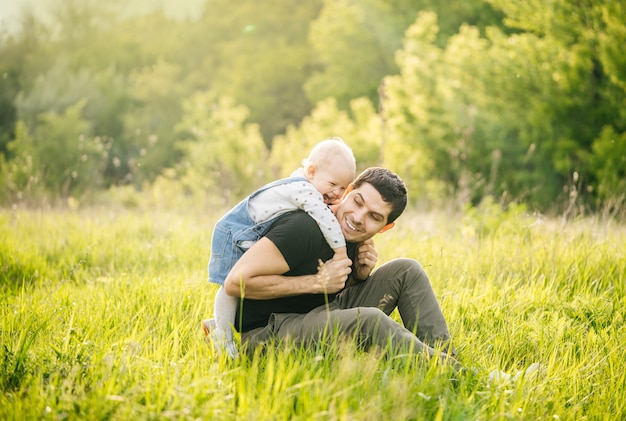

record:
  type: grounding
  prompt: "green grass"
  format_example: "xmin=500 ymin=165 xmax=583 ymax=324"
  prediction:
xmin=1 ymin=204 xmax=625 ymax=420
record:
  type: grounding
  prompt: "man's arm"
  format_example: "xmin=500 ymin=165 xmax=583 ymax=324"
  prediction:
xmin=223 ymin=237 xmax=352 ymax=299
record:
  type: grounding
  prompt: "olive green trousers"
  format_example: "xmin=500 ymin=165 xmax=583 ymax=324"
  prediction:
xmin=241 ymin=258 xmax=455 ymax=357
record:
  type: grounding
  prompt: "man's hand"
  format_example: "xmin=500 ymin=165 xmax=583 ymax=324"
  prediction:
xmin=315 ymin=256 xmax=352 ymax=294
xmin=353 ymin=239 xmax=377 ymax=281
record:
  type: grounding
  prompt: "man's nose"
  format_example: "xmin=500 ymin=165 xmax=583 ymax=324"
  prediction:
xmin=352 ymin=209 xmax=366 ymax=224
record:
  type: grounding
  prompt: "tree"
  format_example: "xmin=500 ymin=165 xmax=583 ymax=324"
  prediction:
xmin=175 ymin=90 xmax=268 ymax=206
xmin=0 ymin=121 xmax=42 ymax=203
xmin=305 ymin=0 xmax=504 ymax=113
xmin=484 ymin=0 xmax=626 ymax=209
xmin=186 ymin=0 xmax=323 ymax=143
xmin=270 ymin=97 xmax=383 ymax=178
xmin=0 ymin=10 xmax=52 ymax=155
xmin=381 ymin=3 xmax=626 ymax=210
xmin=2 ymin=101 xmax=104 ymax=202
xmin=121 ymin=59 xmax=187 ymax=185
xmin=381 ymin=12 xmax=453 ymax=203
xmin=589 ymin=126 xmax=626 ymax=208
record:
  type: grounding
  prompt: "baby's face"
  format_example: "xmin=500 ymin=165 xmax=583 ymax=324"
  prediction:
xmin=309 ymin=164 xmax=355 ymax=205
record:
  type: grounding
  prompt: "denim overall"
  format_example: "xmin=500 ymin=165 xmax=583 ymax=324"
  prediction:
xmin=208 ymin=175 xmax=308 ymax=285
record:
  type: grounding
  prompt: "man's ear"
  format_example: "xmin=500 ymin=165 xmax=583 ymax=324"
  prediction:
xmin=378 ymin=222 xmax=395 ymax=233
xmin=342 ymin=184 xmax=354 ymax=198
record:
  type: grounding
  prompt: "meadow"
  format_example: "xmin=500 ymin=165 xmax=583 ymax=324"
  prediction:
xmin=1 ymin=202 xmax=624 ymax=420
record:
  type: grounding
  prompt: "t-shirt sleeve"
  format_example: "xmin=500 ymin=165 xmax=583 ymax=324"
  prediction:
xmin=288 ymin=183 xmax=346 ymax=249
xmin=265 ymin=211 xmax=334 ymax=275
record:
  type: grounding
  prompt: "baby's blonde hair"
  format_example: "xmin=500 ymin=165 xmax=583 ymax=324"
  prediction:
xmin=302 ymin=137 xmax=356 ymax=173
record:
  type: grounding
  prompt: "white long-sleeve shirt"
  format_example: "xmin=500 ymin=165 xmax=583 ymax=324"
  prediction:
xmin=247 ymin=169 xmax=345 ymax=249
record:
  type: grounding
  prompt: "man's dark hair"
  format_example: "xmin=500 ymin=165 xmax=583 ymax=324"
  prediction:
xmin=352 ymin=167 xmax=407 ymax=224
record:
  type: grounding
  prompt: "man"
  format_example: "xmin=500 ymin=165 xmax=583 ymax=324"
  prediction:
xmin=220 ymin=167 xmax=456 ymax=362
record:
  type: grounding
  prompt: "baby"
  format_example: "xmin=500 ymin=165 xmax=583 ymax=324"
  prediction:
xmin=203 ymin=137 xmax=356 ymax=357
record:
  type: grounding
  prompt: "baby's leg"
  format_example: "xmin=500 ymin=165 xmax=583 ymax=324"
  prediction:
xmin=208 ymin=287 xmax=239 ymax=358
xmin=214 ymin=286 xmax=238 ymax=342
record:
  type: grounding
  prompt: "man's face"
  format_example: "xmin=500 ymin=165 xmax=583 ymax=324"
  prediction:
xmin=332 ymin=182 xmax=393 ymax=243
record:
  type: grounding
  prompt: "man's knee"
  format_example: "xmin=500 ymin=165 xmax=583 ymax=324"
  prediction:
xmin=386 ymin=258 xmax=429 ymax=283
xmin=331 ymin=306 xmax=385 ymax=332
xmin=351 ymin=307 xmax=401 ymax=337
xmin=350 ymin=307 xmax=417 ymax=349
xmin=393 ymin=257 xmax=424 ymax=271
xmin=355 ymin=306 xmax=386 ymax=322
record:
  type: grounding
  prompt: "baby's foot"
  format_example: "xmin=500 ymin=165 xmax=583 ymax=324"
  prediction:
xmin=201 ymin=318 xmax=239 ymax=359
xmin=489 ymin=362 xmax=542 ymax=383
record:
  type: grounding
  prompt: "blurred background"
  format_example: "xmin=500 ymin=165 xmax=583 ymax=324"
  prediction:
xmin=0 ymin=0 xmax=624 ymax=215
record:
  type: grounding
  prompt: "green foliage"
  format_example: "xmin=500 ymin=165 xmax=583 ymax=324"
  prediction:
xmin=0 ymin=53 xmax=19 ymax=155
xmin=270 ymin=97 xmax=383 ymax=177
xmin=306 ymin=0 xmax=404 ymax=109
xmin=382 ymin=12 xmax=452 ymax=203
xmin=0 ymin=0 xmax=625 ymax=212
xmin=597 ymin=3 xmax=626 ymax=93
xmin=121 ymin=59 xmax=187 ymax=184
xmin=1 ymin=103 xmax=107 ymax=204
xmin=0 ymin=9 xmax=54 ymax=156
xmin=12 ymin=55 xmax=132 ymax=190
xmin=380 ymin=4 xmax=626 ymax=210
xmin=0 ymin=122 xmax=43 ymax=203
xmin=33 ymin=102 xmax=101 ymax=196
xmin=175 ymin=91 xmax=268 ymax=206
xmin=1 ymin=207 xmax=625 ymax=419
xmin=589 ymin=126 xmax=626 ymax=203
xmin=306 ymin=0 xmax=504 ymax=111
xmin=462 ymin=196 xmax=528 ymax=238
xmin=187 ymin=0 xmax=322 ymax=141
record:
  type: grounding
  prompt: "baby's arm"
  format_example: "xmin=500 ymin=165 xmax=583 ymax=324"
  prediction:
xmin=307 ymin=204 xmax=346 ymax=253
xmin=331 ymin=245 xmax=348 ymax=261
xmin=289 ymin=183 xmax=346 ymax=254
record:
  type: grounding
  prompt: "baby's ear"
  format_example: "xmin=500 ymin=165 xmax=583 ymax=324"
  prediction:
xmin=378 ymin=222 xmax=395 ymax=234
xmin=305 ymin=164 xmax=317 ymax=178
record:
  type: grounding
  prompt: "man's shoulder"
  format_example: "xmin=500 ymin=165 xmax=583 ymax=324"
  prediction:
xmin=272 ymin=210 xmax=319 ymax=228
xmin=266 ymin=211 xmax=325 ymax=244
xmin=267 ymin=210 xmax=332 ymax=271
